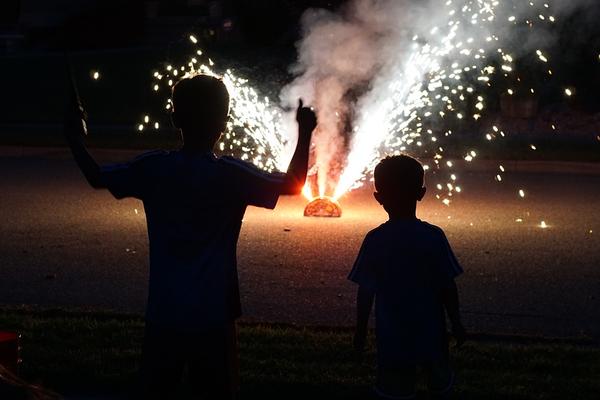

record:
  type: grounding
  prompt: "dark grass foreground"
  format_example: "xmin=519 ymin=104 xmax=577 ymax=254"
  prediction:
xmin=0 ymin=308 xmax=598 ymax=399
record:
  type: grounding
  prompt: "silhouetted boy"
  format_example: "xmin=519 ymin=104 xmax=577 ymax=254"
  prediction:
xmin=349 ymin=155 xmax=465 ymax=399
xmin=65 ymin=72 xmax=317 ymax=399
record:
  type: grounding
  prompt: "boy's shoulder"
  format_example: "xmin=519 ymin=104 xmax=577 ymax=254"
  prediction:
xmin=130 ymin=149 xmax=171 ymax=165
xmin=417 ymin=220 xmax=446 ymax=236
xmin=103 ymin=150 xmax=169 ymax=172
xmin=218 ymin=155 xmax=285 ymax=179
xmin=368 ymin=219 xmax=447 ymax=241
xmin=218 ymin=155 xmax=255 ymax=169
xmin=373 ymin=219 xmax=445 ymax=232
xmin=218 ymin=155 xmax=263 ymax=171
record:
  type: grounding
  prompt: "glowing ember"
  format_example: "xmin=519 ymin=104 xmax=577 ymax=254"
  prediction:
xmin=303 ymin=197 xmax=342 ymax=218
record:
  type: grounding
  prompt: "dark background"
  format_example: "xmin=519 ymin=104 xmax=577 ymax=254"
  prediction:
xmin=0 ymin=0 xmax=598 ymax=157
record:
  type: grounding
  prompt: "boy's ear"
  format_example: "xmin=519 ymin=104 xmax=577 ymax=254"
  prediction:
xmin=218 ymin=117 xmax=228 ymax=133
xmin=417 ymin=186 xmax=426 ymax=201
xmin=212 ymin=131 xmax=223 ymax=146
xmin=373 ymin=191 xmax=383 ymax=205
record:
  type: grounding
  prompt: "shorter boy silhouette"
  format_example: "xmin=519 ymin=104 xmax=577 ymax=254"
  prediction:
xmin=349 ymin=155 xmax=465 ymax=399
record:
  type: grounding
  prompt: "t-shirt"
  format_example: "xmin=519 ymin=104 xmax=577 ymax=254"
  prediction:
xmin=348 ymin=219 xmax=463 ymax=367
xmin=100 ymin=150 xmax=284 ymax=331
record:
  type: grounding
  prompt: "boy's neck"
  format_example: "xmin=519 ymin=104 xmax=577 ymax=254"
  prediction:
xmin=386 ymin=203 xmax=418 ymax=221
xmin=181 ymin=143 xmax=213 ymax=154
xmin=180 ymin=136 xmax=215 ymax=155
xmin=180 ymin=128 xmax=220 ymax=154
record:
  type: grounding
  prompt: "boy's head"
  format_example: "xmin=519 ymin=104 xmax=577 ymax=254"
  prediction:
xmin=171 ymin=74 xmax=230 ymax=148
xmin=373 ymin=155 xmax=426 ymax=211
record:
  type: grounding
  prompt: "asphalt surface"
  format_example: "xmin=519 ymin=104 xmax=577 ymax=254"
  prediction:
xmin=1 ymin=147 xmax=599 ymax=339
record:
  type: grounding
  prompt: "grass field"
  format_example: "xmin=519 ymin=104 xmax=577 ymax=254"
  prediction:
xmin=0 ymin=307 xmax=598 ymax=399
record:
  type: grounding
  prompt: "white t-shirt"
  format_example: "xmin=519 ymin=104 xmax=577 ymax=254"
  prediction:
xmin=348 ymin=219 xmax=463 ymax=367
xmin=101 ymin=150 xmax=284 ymax=331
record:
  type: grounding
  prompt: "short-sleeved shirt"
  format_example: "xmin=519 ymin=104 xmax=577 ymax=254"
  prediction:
xmin=348 ymin=219 xmax=463 ymax=367
xmin=100 ymin=150 xmax=284 ymax=331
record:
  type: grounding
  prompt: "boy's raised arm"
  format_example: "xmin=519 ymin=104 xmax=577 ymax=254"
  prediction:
xmin=64 ymin=63 xmax=106 ymax=189
xmin=278 ymin=99 xmax=317 ymax=195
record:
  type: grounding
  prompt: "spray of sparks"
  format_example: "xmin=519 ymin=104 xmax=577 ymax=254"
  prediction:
xmin=140 ymin=1 xmax=572 ymax=221
xmin=332 ymin=0 xmax=565 ymax=204
xmin=141 ymin=36 xmax=289 ymax=173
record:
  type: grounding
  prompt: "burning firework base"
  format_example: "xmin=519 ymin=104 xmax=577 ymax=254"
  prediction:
xmin=303 ymin=196 xmax=343 ymax=218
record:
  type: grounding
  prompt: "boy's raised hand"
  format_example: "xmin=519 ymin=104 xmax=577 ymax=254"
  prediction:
xmin=296 ymin=99 xmax=317 ymax=137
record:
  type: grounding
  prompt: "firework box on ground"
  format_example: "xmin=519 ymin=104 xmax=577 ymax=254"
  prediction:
xmin=304 ymin=197 xmax=342 ymax=218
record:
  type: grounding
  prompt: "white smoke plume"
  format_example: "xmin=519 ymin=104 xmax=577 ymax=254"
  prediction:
xmin=280 ymin=0 xmax=595 ymax=199
xmin=280 ymin=0 xmax=395 ymax=196
xmin=280 ymin=0 xmax=457 ymax=198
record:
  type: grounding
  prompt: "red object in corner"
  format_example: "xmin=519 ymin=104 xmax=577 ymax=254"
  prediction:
xmin=0 ymin=331 xmax=20 ymax=374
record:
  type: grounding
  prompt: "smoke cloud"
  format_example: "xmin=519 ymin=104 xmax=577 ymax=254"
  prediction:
xmin=280 ymin=0 xmax=595 ymax=198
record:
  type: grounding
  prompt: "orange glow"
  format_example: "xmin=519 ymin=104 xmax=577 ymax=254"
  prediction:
xmin=303 ymin=197 xmax=342 ymax=218
xmin=302 ymin=182 xmax=314 ymax=201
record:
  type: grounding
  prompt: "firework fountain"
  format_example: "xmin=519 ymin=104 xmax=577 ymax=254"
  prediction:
xmin=139 ymin=0 xmax=588 ymax=217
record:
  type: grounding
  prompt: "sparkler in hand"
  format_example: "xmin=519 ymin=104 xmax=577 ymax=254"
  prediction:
xmin=64 ymin=60 xmax=89 ymax=142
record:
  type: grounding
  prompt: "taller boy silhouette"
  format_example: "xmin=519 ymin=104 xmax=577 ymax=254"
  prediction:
xmin=65 ymin=72 xmax=317 ymax=399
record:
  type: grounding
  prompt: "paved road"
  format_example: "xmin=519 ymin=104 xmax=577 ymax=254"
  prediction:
xmin=1 ymin=147 xmax=599 ymax=338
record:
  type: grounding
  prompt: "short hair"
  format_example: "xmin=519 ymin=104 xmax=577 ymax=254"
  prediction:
xmin=374 ymin=155 xmax=424 ymax=194
xmin=172 ymin=74 xmax=230 ymax=127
